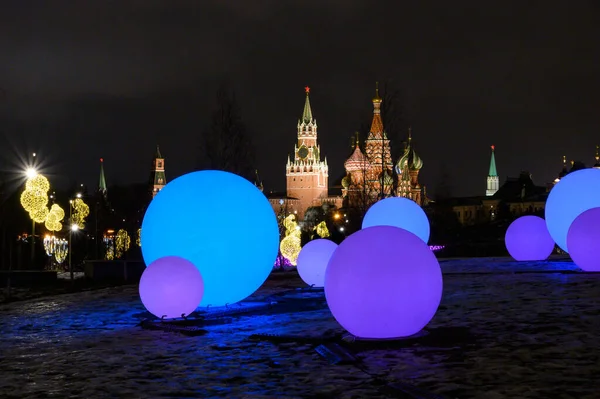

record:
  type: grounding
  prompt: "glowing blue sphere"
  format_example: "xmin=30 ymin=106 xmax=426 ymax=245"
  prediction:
xmin=545 ymin=168 xmax=600 ymax=252
xmin=139 ymin=256 xmax=204 ymax=319
xmin=296 ymin=239 xmax=338 ymax=287
xmin=141 ymin=170 xmax=279 ymax=307
xmin=325 ymin=226 xmax=442 ymax=339
xmin=362 ymin=197 xmax=430 ymax=243
xmin=504 ymin=216 xmax=555 ymax=261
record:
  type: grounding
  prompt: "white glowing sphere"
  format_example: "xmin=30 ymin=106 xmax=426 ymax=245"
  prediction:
xmin=296 ymin=239 xmax=338 ymax=287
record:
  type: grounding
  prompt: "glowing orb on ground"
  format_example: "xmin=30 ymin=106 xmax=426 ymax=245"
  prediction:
xmin=567 ymin=207 xmax=600 ymax=272
xmin=504 ymin=216 xmax=555 ymax=261
xmin=141 ymin=170 xmax=279 ymax=307
xmin=297 ymin=239 xmax=338 ymax=287
xmin=139 ymin=256 xmax=204 ymax=319
xmin=362 ymin=197 xmax=430 ymax=243
xmin=545 ymin=168 xmax=600 ymax=252
xmin=324 ymin=226 xmax=443 ymax=339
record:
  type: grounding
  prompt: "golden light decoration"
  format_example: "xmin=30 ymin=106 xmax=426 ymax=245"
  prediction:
xmin=45 ymin=204 xmax=65 ymax=232
xmin=136 ymin=228 xmax=141 ymax=247
xmin=71 ymin=198 xmax=90 ymax=230
xmin=20 ymin=190 xmax=48 ymax=213
xmin=279 ymin=214 xmax=302 ymax=266
xmin=31 ymin=207 xmax=50 ymax=223
xmin=54 ymin=238 xmax=68 ymax=264
xmin=315 ymin=221 xmax=330 ymax=238
xmin=104 ymin=230 xmax=115 ymax=260
xmin=25 ymin=175 xmax=50 ymax=195
xmin=115 ymin=229 xmax=131 ymax=259
xmin=43 ymin=235 xmax=54 ymax=256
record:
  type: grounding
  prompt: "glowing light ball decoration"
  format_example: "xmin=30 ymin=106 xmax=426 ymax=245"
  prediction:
xmin=139 ymin=256 xmax=204 ymax=319
xmin=504 ymin=215 xmax=555 ymax=261
xmin=567 ymin=207 xmax=600 ymax=272
xmin=545 ymin=168 xmax=600 ymax=252
xmin=362 ymin=197 xmax=430 ymax=244
xmin=325 ymin=226 xmax=443 ymax=339
xmin=141 ymin=170 xmax=279 ymax=307
xmin=297 ymin=239 xmax=338 ymax=287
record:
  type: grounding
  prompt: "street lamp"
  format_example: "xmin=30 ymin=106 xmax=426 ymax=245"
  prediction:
xmin=68 ymin=194 xmax=81 ymax=281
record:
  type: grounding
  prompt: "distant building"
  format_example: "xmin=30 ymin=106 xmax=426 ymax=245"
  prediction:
xmin=486 ymin=145 xmax=499 ymax=196
xmin=342 ymin=84 xmax=427 ymax=208
xmin=270 ymin=87 xmax=342 ymax=219
xmin=150 ymin=145 xmax=166 ymax=198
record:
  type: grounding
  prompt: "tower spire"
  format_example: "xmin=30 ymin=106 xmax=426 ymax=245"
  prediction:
xmin=302 ymin=86 xmax=313 ymax=123
xmin=98 ymin=158 xmax=107 ymax=197
xmin=486 ymin=145 xmax=499 ymax=196
xmin=150 ymin=146 xmax=166 ymax=198
xmin=594 ymin=146 xmax=600 ymax=169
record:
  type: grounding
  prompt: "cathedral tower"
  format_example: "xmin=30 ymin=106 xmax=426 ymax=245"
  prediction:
xmin=364 ymin=83 xmax=394 ymax=197
xmin=286 ymin=87 xmax=329 ymax=217
xmin=150 ymin=145 xmax=166 ymax=197
xmin=395 ymin=128 xmax=424 ymax=204
xmin=486 ymin=145 xmax=499 ymax=196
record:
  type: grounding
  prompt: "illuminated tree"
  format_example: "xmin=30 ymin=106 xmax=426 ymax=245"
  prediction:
xmin=115 ymin=229 xmax=131 ymax=259
xmin=279 ymin=215 xmax=302 ymax=266
xmin=71 ymin=198 xmax=90 ymax=229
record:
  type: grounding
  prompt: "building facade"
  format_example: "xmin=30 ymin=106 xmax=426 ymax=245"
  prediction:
xmin=342 ymin=84 xmax=426 ymax=208
xmin=281 ymin=87 xmax=341 ymax=219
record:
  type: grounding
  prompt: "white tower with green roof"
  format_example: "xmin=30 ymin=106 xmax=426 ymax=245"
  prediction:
xmin=486 ymin=145 xmax=499 ymax=196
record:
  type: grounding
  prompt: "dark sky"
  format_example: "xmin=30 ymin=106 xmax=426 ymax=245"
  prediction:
xmin=1 ymin=0 xmax=599 ymax=197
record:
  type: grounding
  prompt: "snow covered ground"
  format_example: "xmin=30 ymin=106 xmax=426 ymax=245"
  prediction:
xmin=1 ymin=257 xmax=599 ymax=398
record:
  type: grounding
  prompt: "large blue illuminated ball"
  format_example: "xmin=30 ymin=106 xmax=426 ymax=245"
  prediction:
xmin=297 ymin=239 xmax=338 ymax=287
xmin=567 ymin=207 xmax=600 ymax=272
xmin=141 ymin=170 xmax=279 ymax=307
xmin=545 ymin=168 xmax=600 ymax=253
xmin=362 ymin=197 xmax=430 ymax=243
xmin=504 ymin=216 xmax=555 ymax=261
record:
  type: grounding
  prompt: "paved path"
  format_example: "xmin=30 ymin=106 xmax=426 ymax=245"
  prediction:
xmin=1 ymin=259 xmax=599 ymax=398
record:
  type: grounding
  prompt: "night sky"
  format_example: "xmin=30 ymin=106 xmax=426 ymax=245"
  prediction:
xmin=1 ymin=1 xmax=599 ymax=197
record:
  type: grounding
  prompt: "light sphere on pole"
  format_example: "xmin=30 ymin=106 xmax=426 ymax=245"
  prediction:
xmin=504 ymin=215 xmax=555 ymax=261
xmin=362 ymin=197 xmax=430 ymax=244
xmin=141 ymin=170 xmax=279 ymax=307
xmin=71 ymin=224 xmax=79 ymax=231
xmin=545 ymin=168 xmax=600 ymax=252
xmin=567 ymin=207 xmax=600 ymax=272
xmin=139 ymin=256 xmax=204 ymax=319
xmin=325 ymin=226 xmax=443 ymax=339
xmin=25 ymin=168 xmax=38 ymax=179
xmin=296 ymin=239 xmax=338 ymax=287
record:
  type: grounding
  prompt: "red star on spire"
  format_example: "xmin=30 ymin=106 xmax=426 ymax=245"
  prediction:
xmin=305 ymin=86 xmax=310 ymax=94
xmin=100 ymin=158 xmax=104 ymax=162
xmin=491 ymin=145 xmax=495 ymax=151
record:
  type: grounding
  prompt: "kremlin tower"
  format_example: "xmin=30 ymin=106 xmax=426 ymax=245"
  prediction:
xmin=486 ymin=145 xmax=499 ymax=196
xmin=150 ymin=145 xmax=166 ymax=197
xmin=285 ymin=87 xmax=329 ymax=216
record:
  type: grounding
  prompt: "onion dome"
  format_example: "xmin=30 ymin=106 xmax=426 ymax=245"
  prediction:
xmin=381 ymin=170 xmax=394 ymax=185
xmin=344 ymin=144 xmax=370 ymax=172
xmin=341 ymin=175 xmax=351 ymax=188
xmin=409 ymin=149 xmax=423 ymax=171
xmin=372 ymin=82 xmax=382 ymax=104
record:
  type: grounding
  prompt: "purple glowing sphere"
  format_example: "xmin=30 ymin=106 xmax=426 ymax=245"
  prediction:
xmin=297 ymin=239 xmax=338 ymax=287
xmin=567 ymin=207 xmax=600 ymax=272
xmin=139 ymin=256 xmax=204 ymax=319
xmin=324 ymin=226 xmax=443 ymax=339
xmin=504 ymin=215 xmax=555 ymax=261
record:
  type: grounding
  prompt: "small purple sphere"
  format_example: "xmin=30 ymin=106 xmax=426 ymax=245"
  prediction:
xmin=139 ymin=256 xmax=204 ymax=319
xmin=505 ymin=215 xmax=555 ymax=261
xmin=324 ymin=226 xmax=443 ymax=339
xmin=297 ymin=239 xmax=338 ymax=287
xmin=567 ymin=207 xmax=600 ymax=272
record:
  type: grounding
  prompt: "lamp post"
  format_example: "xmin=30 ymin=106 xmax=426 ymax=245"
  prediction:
xmin=68 ymin=193 xmax=82 ymax=281
xmin=25 ymin=166 xmax=38 ymax=265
